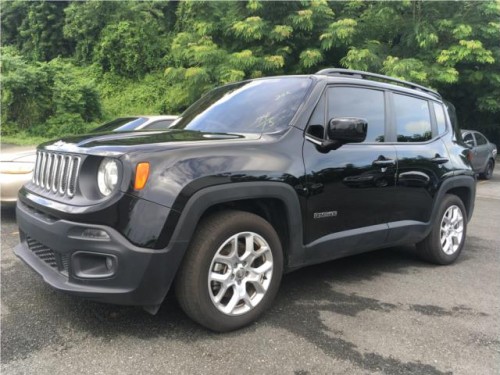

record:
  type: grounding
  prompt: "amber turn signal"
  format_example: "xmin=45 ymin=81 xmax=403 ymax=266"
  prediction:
xmin=134 ymin=162 xmax=150 ymax=190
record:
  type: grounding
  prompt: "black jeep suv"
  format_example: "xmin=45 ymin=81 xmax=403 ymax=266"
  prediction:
xmin=15 ymin=69 xmax=475 ymax=332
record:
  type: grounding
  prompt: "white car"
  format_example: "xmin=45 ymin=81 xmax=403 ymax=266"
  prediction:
xmin=0 ymin=145 xmax=37 ymax=205
xmin=92 ymin=116 xmax=178 ymax=132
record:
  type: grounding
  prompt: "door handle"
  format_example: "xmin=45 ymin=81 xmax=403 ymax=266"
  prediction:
xmin=372 ymin=158 xmax=395 ymax=166
xmin=431 ymin=156 xmax=449 ymax=164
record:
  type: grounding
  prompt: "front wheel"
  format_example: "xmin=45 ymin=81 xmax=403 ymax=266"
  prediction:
xmin=417 ymin=194 xmax=467 ymax=265
xmin=175 ymin=210 xmax=283 ymax=332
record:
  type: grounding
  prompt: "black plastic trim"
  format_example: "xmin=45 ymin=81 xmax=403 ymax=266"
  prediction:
xmin=169 ymin=182 xmax=305 ymax=268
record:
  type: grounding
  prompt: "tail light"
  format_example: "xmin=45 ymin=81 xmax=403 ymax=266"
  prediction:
xmin=466 ymin=150 xmax=473 ymax=162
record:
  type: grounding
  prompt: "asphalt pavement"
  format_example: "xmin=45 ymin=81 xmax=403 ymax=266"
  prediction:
xmin=1 ymin=166 xmax=499 ymax=374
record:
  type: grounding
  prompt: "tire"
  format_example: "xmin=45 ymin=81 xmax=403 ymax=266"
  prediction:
xmin=480 ymin=159 xmax=494 ymax=180
xmin=416 ymin=194 xmax=467 ymax=265
xmin=175 ymin=210 xmax=283 ymax=332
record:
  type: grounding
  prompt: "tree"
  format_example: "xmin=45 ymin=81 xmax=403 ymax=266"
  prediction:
xmin=1 ymin=1 xmax=74 ymax=61
xmin=0 ymin=0 xmax=499 ymax=143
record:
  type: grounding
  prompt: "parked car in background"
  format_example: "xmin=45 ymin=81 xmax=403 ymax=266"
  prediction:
xmin=91 ymin=116 xmax=178 ymax=133
xmin=0 ymin=145 xmax=37 ymax=205
xmin=0 ymin=115 xmax=178 ymax=205
xmin=461 ymin=130 xmax=497 ymax=179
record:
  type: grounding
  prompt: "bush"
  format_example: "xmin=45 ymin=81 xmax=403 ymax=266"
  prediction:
xmin=1 ymin=46 xmax=53 ymax=129
xmin=1 ymin=48 xmax=102 ymax=137
xmin=30 ymin=113 xmax=93 ymax=138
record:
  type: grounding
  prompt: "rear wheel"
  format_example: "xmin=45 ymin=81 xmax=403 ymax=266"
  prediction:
xmin=175 ymin=210 xmax=283 ymax=332
xmin=417 ymin=194 xmax=467 ymax=265
xmin=480 ymin=159 xmax=494 ymax=180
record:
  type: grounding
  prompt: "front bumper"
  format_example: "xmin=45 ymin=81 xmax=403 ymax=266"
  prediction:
xmin=14 ymin=199 xmax=185 ymax=307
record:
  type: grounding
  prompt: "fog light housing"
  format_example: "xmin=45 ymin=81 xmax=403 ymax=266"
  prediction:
xmin=73 ymin=252 xmax=117 ymax=279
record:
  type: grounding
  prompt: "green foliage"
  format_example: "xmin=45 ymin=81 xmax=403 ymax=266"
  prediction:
xmin=2 ymin=1 xmax=73 ymax=61
xmin=1 ymin=47 xmax=101 ymax=136
xmin=1 ymin=0 xmax=499 ymax=145
xmin=30 ymin=113 xmax=94 ymax=138
xmin=96 ymin=20 xmax=163 ymax=77
xmin=63 ymin=1 xmax=126 ymax=63
xmin=98 ymin=71 xmax=169 ymax=118
xmin=1 ymin=47 xmax=54 ymax=130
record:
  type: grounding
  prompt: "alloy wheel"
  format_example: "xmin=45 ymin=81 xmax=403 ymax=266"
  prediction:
xmin=440 ymin=205 xmax=464 ymax=255
xmin=208 ymin=232 xmax=273 ymax=316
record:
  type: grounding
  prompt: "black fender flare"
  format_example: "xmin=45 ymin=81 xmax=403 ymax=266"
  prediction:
xmin=172 ymin=182 xmax=304 ymax=264
xmin=427 ymin=175 xmax=476 ymax=230
xmin=157 ymin=182 xmax=305 ymax=304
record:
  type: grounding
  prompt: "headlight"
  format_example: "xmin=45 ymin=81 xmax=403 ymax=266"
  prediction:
xmin=97 ymin=158 xmax=119 ymax=196
xmin=0 ymin=162 xmax=34 ymax=174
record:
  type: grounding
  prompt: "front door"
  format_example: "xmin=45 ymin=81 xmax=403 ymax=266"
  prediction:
xmin=303 ymin=85 xmax=397 ymax=262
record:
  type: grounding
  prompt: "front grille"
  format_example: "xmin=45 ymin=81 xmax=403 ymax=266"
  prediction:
xmin=32 ymin=151 xmax=81 ymax=198
xmin=26 ymin=236 xmax=69 ymax=275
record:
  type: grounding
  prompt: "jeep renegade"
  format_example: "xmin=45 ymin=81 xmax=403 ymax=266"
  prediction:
xmin=14 ymin=69 xmax=476 ymax=332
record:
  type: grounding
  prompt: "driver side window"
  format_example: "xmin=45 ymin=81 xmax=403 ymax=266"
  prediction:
xmin=327 ymin=87 xmax=386 ymax=142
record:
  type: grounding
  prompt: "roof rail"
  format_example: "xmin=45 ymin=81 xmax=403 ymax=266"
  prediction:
xmin=315 ymin=68 xmax=441 ymax=98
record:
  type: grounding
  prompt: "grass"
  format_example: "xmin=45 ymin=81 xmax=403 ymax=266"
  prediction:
xmin=1 ymin=133 xmax=50 ymax=146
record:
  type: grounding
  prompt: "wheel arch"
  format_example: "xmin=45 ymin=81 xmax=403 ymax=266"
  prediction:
xmin=434 ymin=175 xmax=476 ymax=223
xmin=162 ymin=182 xmax=305 ymax=285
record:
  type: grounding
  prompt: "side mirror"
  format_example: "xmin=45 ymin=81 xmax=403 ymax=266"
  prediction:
xmin=328 ymin=117 xmax=368 ymax=143
xmin=464 ymin=139 xmax=474 ymax=148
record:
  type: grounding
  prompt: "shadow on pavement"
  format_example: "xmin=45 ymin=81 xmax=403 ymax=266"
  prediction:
xmin=1 ymin=240 xmax=452 ymax=373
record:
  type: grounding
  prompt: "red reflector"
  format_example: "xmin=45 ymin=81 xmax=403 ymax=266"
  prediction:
xmin=466 ymin=150 xmax=473 ymax=162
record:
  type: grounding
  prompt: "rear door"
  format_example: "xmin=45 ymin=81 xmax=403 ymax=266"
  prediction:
xmin=389 ymin=93 xmax=453 ymax=243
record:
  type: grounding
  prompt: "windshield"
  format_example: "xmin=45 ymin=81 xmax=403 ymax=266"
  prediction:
xmin=170 ymin=77 xmax=311 ymax=134
xmin=92 ymin=117 xmax=147 ymax=132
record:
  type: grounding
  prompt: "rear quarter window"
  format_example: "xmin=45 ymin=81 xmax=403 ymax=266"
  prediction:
xmin=433 ymin=102 xmax=447 ymax=135
xmin=475 ymin=133 xmax=488 ymax=146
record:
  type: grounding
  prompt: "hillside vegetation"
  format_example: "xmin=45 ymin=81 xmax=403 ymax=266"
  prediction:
xmin=1 ymin=1 xmax=499 ymax=145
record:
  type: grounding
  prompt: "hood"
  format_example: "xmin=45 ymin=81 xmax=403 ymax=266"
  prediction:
xmin=38 ymin=130 xmax=261 ymax=156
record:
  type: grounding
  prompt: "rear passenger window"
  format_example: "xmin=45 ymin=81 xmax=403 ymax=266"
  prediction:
xmin=433 ymin=102 xmax=447 ymax=135
xmin=394 ymin=94 xmax=432 ymax=142
xmin=475 ymin=133 xmax=487 ymax=146
xmin=327 ymin=87 xmax=385 ymax=142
